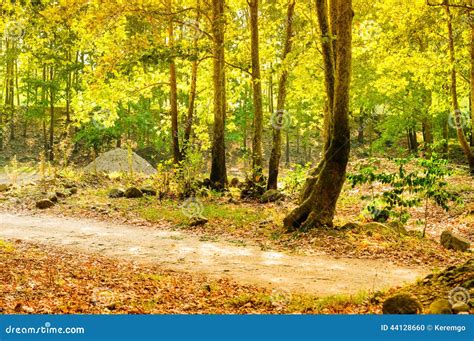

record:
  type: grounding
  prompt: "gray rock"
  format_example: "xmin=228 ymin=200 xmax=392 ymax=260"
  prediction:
xmin=124 ymin=187 xmax=143 ymax=198
xmin=452 ymin=302 xmax=470 ymax=314
xmin=382 ymin=294 xmax=422 ymax=314
xmin=36 ymin=199 xmax=55 ymax=209
xmin=260 ymin=189 xmax=283 ymax=203
xmin=440 ymin=231 xmax=470 ymax=252
xmin=108 ymin=188 xmax=125 ymax=198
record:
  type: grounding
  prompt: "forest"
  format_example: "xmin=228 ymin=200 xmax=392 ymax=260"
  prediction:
xmin=0 ymin=0 xmax=473 ymax=316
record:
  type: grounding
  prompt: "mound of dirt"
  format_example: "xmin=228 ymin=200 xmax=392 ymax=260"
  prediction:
xmin=84 ymin=148 xmax=157 ymax=175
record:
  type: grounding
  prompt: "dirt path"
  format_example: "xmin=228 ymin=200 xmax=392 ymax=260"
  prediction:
xmin=0 ymin=213 xmax=427 ymax=296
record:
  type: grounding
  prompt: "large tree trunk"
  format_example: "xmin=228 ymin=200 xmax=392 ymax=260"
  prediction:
xmin=168 ymin=0 xmax=182 ymax=164
xmin=249 ymin=0 xmax=264 ymax=179
xmin=471 ymin=21 xmax=474 ymax=147
xmin=267 ymin=0 xmax=296 ymax=190
xmin=445 ymin=4 xmax=474 ymax=174
xmin=284 ymin=0 xmax=353 ymax=230
xmin=209 ymin=0 xmax=228 ymax=189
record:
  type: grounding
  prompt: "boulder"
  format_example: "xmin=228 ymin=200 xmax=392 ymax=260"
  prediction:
xmin=0 ymin=184 xmax=10 ymax=192
xmin=189 ymin=217 xmax=208 ymax=227
xmin=108 ymin=188 xmax=125 ymax=198
xmin=124 ymin=187 xmax=143 ymax=198
xmin=440 ymin=231 xmax=470 ymax=252
xmin=55 ymin=191 xmax=66 ymax=198
xmin=260 ymin=189 xmax=283 ymax=203
xmin=48 ymin=194 xmax=58 ymax=203
xmin=36 ymin=199 xmax=55 ymax=209
xmin=140 ymin=187 xmax=157 ymax=196
xmin=382 ymin=294 xmax=422 ymax=314
xmin=452 ymin=302 xmax=470 ymax=314
xmin=69 ymin=187 xmax=78 ymax=195
xmin=230 ymin=178 xmax=241 ymax=188
xmin=428 ymin=299 xmax=452 ymax=314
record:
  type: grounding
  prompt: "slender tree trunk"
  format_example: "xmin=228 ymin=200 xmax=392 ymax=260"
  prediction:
xmin=267 ymin=0 xmax=295 ymax=190
xmin=284 ymin=0 xmax=353 ymax=230
xmin=249 ymin=0 xmax=264 ymax=178
xmin=445 ymin=4 xmax=474 ymax=174
xmin=183 ymin=0 xmax=201 ymax=151
xmin=49 ymin=66 xmax=54 ymax=161
xmin=168 ymin=0 xmax=182 ymax=164
xmin=210 ymin=0 xmax=228 ymax=189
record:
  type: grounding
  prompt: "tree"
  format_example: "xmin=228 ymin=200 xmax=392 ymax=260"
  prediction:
xmin=209 ymin=0 xmax=228 ymax=189
xmin=267 ymin=0 xmax=296 ymax=190
xmin=444 ymin=3 xmax=474 ymax=174
xmin=284 ymin=0 xmax=353 ymax=230
xmin=248 ymin=0 xmax=263 ymax=179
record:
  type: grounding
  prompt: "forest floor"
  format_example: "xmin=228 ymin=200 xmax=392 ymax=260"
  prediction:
xmin=0 ymin=158 xmax=472 ymax=314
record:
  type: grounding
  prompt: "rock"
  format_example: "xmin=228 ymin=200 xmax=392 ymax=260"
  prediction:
xmin=0 ymin=184 xmax=10 ymax=192
xmin=84 ymin=148 xmax=157 ymax=175
xmin=48 ymin=194 xmax=58 ymax=203
xmin=108 ymin=188 xmax=125 ymax=198
xmin=140 ymin=187 xmax=157 ymax=196
xmin=69 ymin=187 xmax=78 ymax=195
xmin=36 ymin=199 xmax=55 ymax=209
xmin=230 ymin=178 xmax=240 ymax=187
xmin=440 ymin=230 xmax=470 ymax=252
xmin=189 ymin=217 xmax=208 ymax=227
xmin=260 ymin=189 xmax=283 ymax=203
xmin=124 ymin=187 xmax=143 ymax=198
xmin=428 ymin=299 xmax=452 ymax=314
xmin=382 ymin=294 xmax=422 ymax=314
xmin=381 ymin=296 xmax=420 ymax=314
xmin=462 ymin=279 xmax=474 ymax=289
xmin=55 ymin=191 xmax=66 ymax=198
xmin=452 ymin=302 xmax=470 ymax=314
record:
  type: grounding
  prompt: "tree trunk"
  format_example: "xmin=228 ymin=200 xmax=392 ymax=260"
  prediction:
xmin=183 ymin=0 xmax=201 ymax=152
xmin=209 ymin=0 xmax=228 ymax=189
xmin=471 ymin=22 xmax=474 ymax=146
xmin=267 ymin=0 xmax=295 ymax=190
xmin=168 ymin=0 xmax=182 ymax=164
xmin=445 ymin=4 xmax=474 ymax=174
xmin=49 ymin=66 xmax=55 ymax=162
xmin=284 ymin=0 xmax=353 ymax=230
xmin=249 ymin=0 xmax=264 ymax=178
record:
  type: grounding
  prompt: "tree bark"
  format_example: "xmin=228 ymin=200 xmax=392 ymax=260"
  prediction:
xmin=445 ymin=4 xmax=474 ymax=174
xmin=183 ymin=0 xmax=201 ymax=152
xmin=209 ymin=0 xmax=228 ymax=189
xmin=471 ymin=21 xmax=474 ymax=146
xmin=267 ymin=0 xmax=296 ymax=190
xmin=168 ymin=0 xmax=182 ymax=164
xmin=49 ymin=66 xmax=55 ymax=161
xmin=284 ymin=0 xmax=353 ymax=230
xmin=249 ymin=0 xmax=264 ymax=179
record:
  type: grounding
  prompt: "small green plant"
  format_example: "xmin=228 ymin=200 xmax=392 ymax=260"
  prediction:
xmin=127 ymin=145 xmax=134 ymax=179
xmin=176 ymin=148 xmax=204 ymax=198
xmin=281 ymin=163 xmax=312 ymax=197
xmin=348 ymin=156 xmax=460 ymax=234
